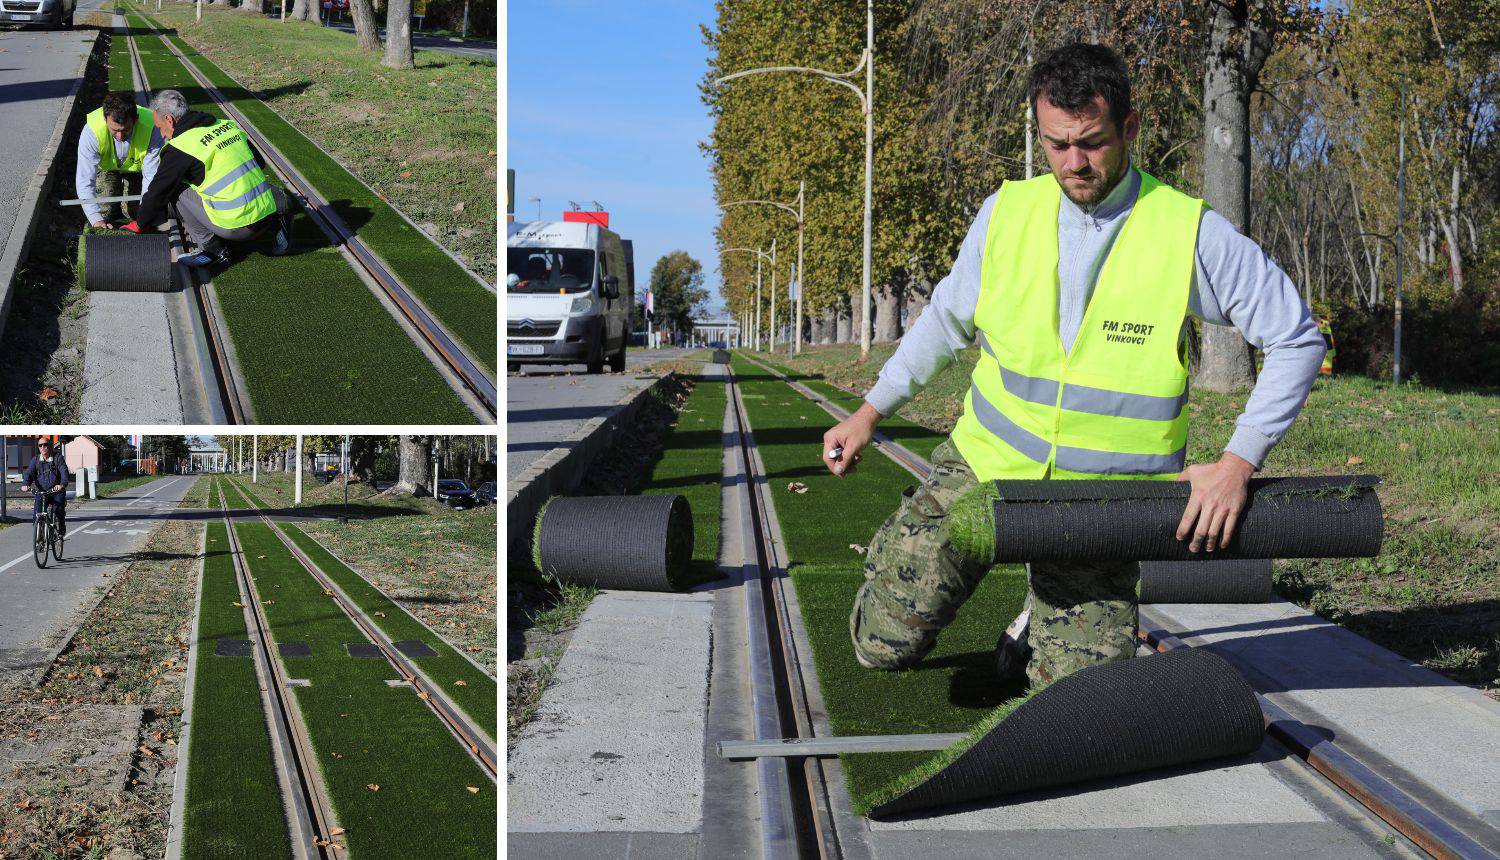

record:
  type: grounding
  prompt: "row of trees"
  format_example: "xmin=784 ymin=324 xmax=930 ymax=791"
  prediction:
xmin=702 ymin=0 xmax=1499 ymax=387
xmin=184 ymin=0 xmax=420 ymax=69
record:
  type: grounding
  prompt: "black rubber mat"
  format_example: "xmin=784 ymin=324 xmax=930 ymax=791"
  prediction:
xmin=869 ymin=647 xmax=1263 ymax=818
xmin=1139 ymin=559 xmax=1274 ymax=603
xmin=394 ymin=639 xmax=437 ymax=658
xmin=345 ymin=643 xmax=382 ymax=658
xmin=278 ymin=642 xmax=312 ymax=658
xmin=214 ymin=638 xmax=251 ymax=657
xmin=712 ymin=349 xmax=732 ymax=365
xmin=534 ymin=494 xmax=695 ymax=591
xmin=84 ymin=233 xmax=174 ymax=292
xmin=984 ymin=475 xmax=1382 ymax=563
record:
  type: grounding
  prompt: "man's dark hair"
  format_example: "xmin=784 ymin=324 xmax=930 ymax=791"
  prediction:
xmin=1027 ymin=43 xmax=1132 ymax=131
xmin=101 ymin=91 xmax=138 ymax=125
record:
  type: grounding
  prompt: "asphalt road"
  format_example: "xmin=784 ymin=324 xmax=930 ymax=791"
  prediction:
xmin=0 ymin=0 xmax=108 ymax=261
xmin=0 ymin=475 xmax=194 ymax=674
xmin=505 ymin=347 xmax=692 ymax=479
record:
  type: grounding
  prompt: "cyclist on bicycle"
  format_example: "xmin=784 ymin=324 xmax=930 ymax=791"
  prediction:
xmin=21 ymin=438 xmax=69 ymax=537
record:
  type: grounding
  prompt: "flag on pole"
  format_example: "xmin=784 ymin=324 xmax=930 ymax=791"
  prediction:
xmin=645 ymin=288 xmax=654 ymax=315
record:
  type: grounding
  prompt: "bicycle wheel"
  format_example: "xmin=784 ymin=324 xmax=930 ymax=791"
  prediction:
xmin=33 ymin=517 xmax=48 ymax=568
xmin=51 ymin=515 xmax=64 ymax=561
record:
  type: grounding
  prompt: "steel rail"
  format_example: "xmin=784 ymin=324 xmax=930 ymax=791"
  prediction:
xmin=125 ymin=28 xmax=247 ymax=423
xmin=130 ymin=9 xmax=497 ymax=420
xmin=214 ymin=482 xmax=339 ymax=858
xmin=223 ymin=479 xmax=498 ymax=779
xmin=725 ymin=364 xmax=841 ymax=858
xmin=745 ymin=351 xmax=1500 ymax=860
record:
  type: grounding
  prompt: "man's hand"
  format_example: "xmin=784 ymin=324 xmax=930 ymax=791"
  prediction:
xmin=822 ymin=402 xmax=881 ymax=477
xmin=91 ymin=220 xmax=112 ymax=230
xmin=121 ymin=220 xmax=142 ymax=234
xmin=48 ymin=485 xmax=62 ymax=494
xmin=1175 ymin=452 xmax=1255 ymax=553
xmin=20 ymin=485 xmax=30 ymax=493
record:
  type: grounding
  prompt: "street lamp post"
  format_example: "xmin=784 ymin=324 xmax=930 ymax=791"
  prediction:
xmin=769 ymin=238 xmax=778 ymax=352
xmin=721 ymin=180 xmax=806 ymax=353
xmin=714 ymin=0 xmax=874 ymax=358
xmin=721 ymin=246 xmax=776 ymax=351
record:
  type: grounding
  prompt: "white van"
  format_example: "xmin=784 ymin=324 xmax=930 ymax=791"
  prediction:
xmin=506 ymin=220 xmax=634 ymax=373
xmin=0 ymin=0 xmax=75 ymax=27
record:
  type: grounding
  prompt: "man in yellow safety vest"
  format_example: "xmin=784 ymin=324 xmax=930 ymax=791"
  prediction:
xmin=126 ymin=89 xmax=292 ymax=268
xmin=824 ymin=44 xmax=1326 ymax=689
xmin=76 ymin=91 xmax=162 ymax=228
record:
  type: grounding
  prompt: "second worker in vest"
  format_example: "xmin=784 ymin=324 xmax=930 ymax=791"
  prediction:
xmin=124 ymin=89 xmax=293 ymax=268
xmin=825 ymin=44 xmax=1327 ymax=690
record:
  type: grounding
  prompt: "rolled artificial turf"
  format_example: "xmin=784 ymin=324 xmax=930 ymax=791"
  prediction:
xmin=131 ymin=6 xmax=496 ymax=373
xmin=533 ymin=494 xmax=695 ymax=591
xmin=181 ymin=514 xmax=295 ymax=859
xmin=947 ymin=476 xmax=1385 ymax=564
xmin=727 ymin=353 xmax=1032 ymax=814
xmin=81 ymin=232 xmax=173 ymax=291
xmin=126 ymin=21 xmax=475 ymax=422
xmin=224 ymin=505 xmax=495 ymax=859
xmin=1139 ymin=559 xmax=1274 ymax=604
xmin=866 ymin=647 xmax=1264 ymax=817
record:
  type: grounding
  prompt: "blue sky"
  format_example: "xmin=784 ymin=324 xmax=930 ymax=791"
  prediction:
xmin=506 ymin=1 xmax=725 ymax=314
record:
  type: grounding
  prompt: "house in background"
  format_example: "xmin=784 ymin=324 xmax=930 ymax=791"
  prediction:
xmin=2 ymin=436 xmax=103 ymax=483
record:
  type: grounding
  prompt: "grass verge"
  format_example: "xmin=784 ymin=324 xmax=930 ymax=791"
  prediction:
xmin=728 ymin=352 xmax=1030 ymax=814
xmin=126 ymin=16 xmax=476 ymax=422
xmin=132 ymin=4 xmax=497 ymax=371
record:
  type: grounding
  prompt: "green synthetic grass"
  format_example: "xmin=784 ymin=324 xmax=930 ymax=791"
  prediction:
xmin=638 ymin=372 xmax=727 ymax=588
xmin=131 ymin=5 xmax=496 ymax=373
xmin=220 ymin=494 xmax=495 ymax=858
xmin=127 ymin=22 xmax=474 ymax=423
xmin=728 ymin=352 xmax=1030 ymax=815
xmin=279 ymin=525 xmax=497 ymax=740
xmin=108 ymin=16 xmax=135 ymax=92
xmin=182 ymin=515 xmax=294 ymax=859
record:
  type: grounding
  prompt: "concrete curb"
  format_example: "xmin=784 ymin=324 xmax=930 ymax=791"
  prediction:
xmin=165 ymin=506 xmax=207 ymax=860
xmin=0 ymin=30 xmax=98 ymax=336
xmin=506 ymin=371 xmax=677 ymax=554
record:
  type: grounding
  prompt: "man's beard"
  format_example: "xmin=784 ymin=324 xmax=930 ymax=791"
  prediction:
xmin=1059 ymin=151 xmax=1127 ymax=207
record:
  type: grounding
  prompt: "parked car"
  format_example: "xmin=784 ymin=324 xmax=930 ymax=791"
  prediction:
xmin=475 ymin=481 xmax=496 ymax=505
xmin=435 ymin=479 xmax=475 ymax=509
xmin=0 ymin=0 xmax=75 ymax=28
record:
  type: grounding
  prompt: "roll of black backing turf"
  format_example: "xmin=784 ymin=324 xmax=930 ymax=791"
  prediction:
xmin=533 ymin=494 xmax=694 ymax=591
xmin=869 ymin=647 xmax=1263 ymax=818
xmin=712 ymin=349 xmax=732 ymax=365
xmin=1139 ymin=559 xmax=1274 ymax=604
xmin=951 ymin=475 xmax=1382 ymax=564
xmin=84 ymin=233 xmax=174 ymax=292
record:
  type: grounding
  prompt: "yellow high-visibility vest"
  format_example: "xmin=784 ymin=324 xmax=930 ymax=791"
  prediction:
xmin=86 ymin=106 xmax=154 ymax=173
xmin=950 ymin=169 xmax=1204 ymax=481
xmin=164 ymin=118 xmax=275 ymax=229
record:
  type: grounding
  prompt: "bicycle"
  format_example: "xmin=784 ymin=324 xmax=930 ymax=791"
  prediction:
xmin=29 ymin=489 xmax=64 ymax=568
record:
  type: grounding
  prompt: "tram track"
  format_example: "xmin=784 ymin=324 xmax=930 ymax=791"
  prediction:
xmin=725 ymin=350 xmax=1500 ymax=860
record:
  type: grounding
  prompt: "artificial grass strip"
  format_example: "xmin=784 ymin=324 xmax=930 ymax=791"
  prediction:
xmin=638 ymin=371 xmax=727 ymax=587
xmin=131 ymin=5 xmax=496 ymax=373
xmin=231 ymin=517 xmax=495 ymax=859
xmin=182 ymin=516 xmax=295 ymax=859
xmin=127 ymin=24 xmax=474 ymax=423
xmin=108 ymin=15 xmax=135 ymax=92
xmin=729 ymin=352 xmax=1031 ymax=816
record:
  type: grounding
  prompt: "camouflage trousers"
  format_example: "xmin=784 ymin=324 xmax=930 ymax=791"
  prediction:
xmin=848 ymin=437 xmax=1139 ymax=689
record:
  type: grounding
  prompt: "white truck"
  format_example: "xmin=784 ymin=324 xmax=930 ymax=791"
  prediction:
xmin=506 ymin=220 xmax=634 ymax=374
xmin=0 ymin=0 xmax=75 ymax=27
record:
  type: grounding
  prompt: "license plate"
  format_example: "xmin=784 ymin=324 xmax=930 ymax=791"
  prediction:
xmin=508 ymin=344 xmax=544 ymax=356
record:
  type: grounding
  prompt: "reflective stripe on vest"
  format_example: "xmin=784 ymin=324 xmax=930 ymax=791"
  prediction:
xmin=86 ymin=106 xmax=154 ymax=173
xmin=164 ymin=118 xmax=276 ymax=230
xmin=950 ymin=169 xmax=1204 ymax=482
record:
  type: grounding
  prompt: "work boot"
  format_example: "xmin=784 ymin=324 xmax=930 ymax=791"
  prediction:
xmin=994 ymin=606 xmax=1032 ymax=682
xmin=268 ymin=211 xmax=293 ymax=256
xmin=180 ymin=238 xmax=230 ymax=268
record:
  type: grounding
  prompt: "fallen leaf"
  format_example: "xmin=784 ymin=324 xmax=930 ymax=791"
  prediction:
xmin=231 ymin=601 xmax=244 ymax=607
xmin=454 ymin=679 xmax=467 ymax=686
xmin=452 ymin=200 xmax=465 ymax=213
xmin=37 ymin=387 xmax=58 ymax=403
xmin=92 ymin=665 xmax=104 ymax=678
xmin=848 ymin=544 xmax=867 ymax=555
xmin=329 ymin=827 xmax=346 ymax=836
xmin=1346 ymin=455 xmax=1363 ymax=466
xmin=399 ymin=170 xmax=413 ymax=178
xmin=466 ymin=786 xmax=480 ymax=794
xmin=373 ymin=611 xmax=385 ymax=617
xmin=138 ymin=744 xmax=156 ymax=757
xmin=1398 ymin=442 xmax=1411 ymax=451
xmin=367 ymin=784 xmax=380 ymax=791
xmin=787 ymin=481 xmax=808 ymax=494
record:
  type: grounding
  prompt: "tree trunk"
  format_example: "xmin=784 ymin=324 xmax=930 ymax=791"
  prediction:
xmin=349 ymin=438 xmax=378 ymax=483
xmin=381 ymin=0 xmax=414 ymax=69
xmin=350 ymin=0 xmax=380 ymax=49
xmin=873 ymin=281 xmax=901 ymax=342
xmin=904 ymin=278 xmax=930 ymax=331
xmin=835 ymin=301 xmax=852 ymax=343
xmin=238 ymin=0 xmax=261 ymax=14
xmin=1196 ymin=0 xmax=1271 ymax=393
xmin=1444 ymin=160 xmax=1463 ymax=293
xmin=392 ymin=435 xmax=432 ymax=496
xmin=290 ymin=0 xmax=316 ymax=22
xmin=821 ymin=307 xmax=836 ymax=343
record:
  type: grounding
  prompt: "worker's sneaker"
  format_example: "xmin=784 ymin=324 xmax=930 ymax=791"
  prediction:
xmin=994 ymin=606 xmax=1032 ymax=682
xmin=180 ymin=240 xmax=230 ymax=268
xmin=268 ymin=212 xmax=293 ymax=256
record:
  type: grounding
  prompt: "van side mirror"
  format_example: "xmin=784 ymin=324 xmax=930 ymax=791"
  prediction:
xmin=602 ymin=275 xmax=620 ymax=300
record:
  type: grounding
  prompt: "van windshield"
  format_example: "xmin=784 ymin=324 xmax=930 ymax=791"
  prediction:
xmin=507 ymin=248 xmax=595 ymax=294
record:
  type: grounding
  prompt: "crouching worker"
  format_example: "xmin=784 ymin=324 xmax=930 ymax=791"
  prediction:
xmin=124 ymin=89 xmax=293 ymax=267
xmin=77 ymin=91 xmax=162 ymax=229
xmin=824 ymin=43 xmax=1325 ymax=690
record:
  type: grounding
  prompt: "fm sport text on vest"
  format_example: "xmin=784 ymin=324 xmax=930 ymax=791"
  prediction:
xmin=1101 ymin=319 xmax=1156 ymax=345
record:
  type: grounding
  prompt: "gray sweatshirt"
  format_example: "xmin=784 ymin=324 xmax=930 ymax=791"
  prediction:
xmin=865 ymin=165 xmax=1325 ymax=469
xmin=76 ymin=122 xmax=163 ymax=225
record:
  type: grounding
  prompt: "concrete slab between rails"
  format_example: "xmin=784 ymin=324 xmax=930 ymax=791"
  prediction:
xmin=506 ymin=370 xmax=677 ymax=555
xmin=1143 ymin=599 xmax=1500 ymax=832
xmin=80 ymin=291 xmax=186 ymax=423
xmin=506 ymin=831 xmax=699 ymax=859
xmin=869 ymin=820 xmax=1394 ymax=859
xmin=507 ymin=589 xmax=713 ymax=835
